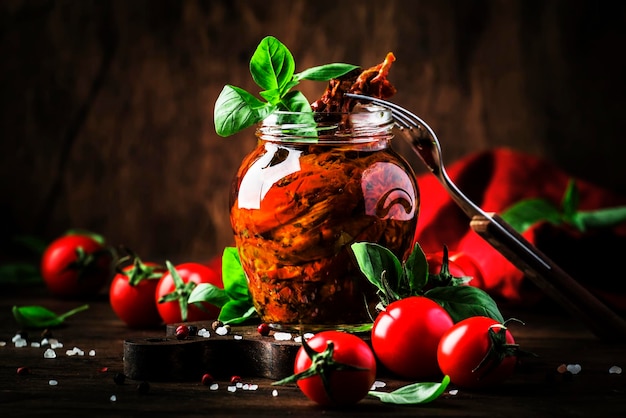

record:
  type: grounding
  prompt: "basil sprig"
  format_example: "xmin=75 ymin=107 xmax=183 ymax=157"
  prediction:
xmin=501 ymin=179 xmax=626 ymax=233
xmin=351 ymin=242 xmax=503 ymax=323
xmin=13 ymin=304 xmax=89 ymax=329
xmin=188 ymin=247 xmax=257 ymax=325
xmin=368 ymin=375 xmax=450 ymax=405
xmin=214 ymin=36 xmax=358 ymax=137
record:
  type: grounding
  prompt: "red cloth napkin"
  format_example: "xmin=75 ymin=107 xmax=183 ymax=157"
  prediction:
xmin=413 ymin=148 xmax=626 ymax=311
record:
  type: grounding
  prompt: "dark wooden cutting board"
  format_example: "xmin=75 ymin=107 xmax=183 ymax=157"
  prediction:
xmin=123 ymin=322 xmax=303 ymax=382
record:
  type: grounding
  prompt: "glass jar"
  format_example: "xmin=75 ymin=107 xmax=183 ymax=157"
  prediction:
xmin=229 ymin=105 xmax=419 ymax=329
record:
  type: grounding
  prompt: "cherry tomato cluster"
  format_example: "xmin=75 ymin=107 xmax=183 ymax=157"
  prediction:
xmin=369 ymin=249 xmax=522 ymax=390
xmin=40 ymin=231 xmax=223 ymax=327
xmin=279 ymin=249 xmax=525 ymax=406
xmin=371 ymin=295 xmax=521 ymax=388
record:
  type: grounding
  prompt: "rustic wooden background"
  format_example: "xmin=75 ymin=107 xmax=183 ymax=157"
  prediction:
xmin=2 ymin=0 xmax=625 ymax=263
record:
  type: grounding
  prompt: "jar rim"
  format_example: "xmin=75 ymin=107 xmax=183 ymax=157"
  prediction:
xmin=257 ymin=104 xmax=394 ymax=144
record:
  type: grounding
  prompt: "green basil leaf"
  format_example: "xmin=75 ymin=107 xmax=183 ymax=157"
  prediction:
xmin=214 ymin=85 xmax=275 ymax=137
xmin=426 ymin=286 xmax=504 ymax=323
xmin=259 ymin=88 xmax=282 ymax=105
xmin=13 ymin=304 xmax=89 ymax=329
xmin=0 ymin=263 xmax=42 ymax=285
xmin=575 ymin=206 xmax=626 ymax=231
xmin=250 ymin=36 xmax=295 ymax=92
xmin=222 ymin=247 xmax=251 ymax=302
xmin=280 ymin=90 xmax=313 ymax=113
xmin=500 ymin=198 xmax=562 ymax=233
xmin=368 ymin=375 xmax=450 ymax=405
xmin=561 ymin=179 xmax=580 ymax=220
xmin=219 ymin=302 xmax=257 ymax=325
xmin=403 ymin=242 xmax=428 ymax=295
xmin=295 ymin=63 xmax=359 ymax=81
xmin=280 ymin=80 xmax=300 ymax=96
xmin=351 ymin=242 xmax=402 ymax=295
xmin=188 ymin=283 xmax=230 ymax=308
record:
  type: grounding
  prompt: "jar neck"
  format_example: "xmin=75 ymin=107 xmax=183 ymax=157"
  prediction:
xmin=256 ymin=105 xmax=395 ymax=145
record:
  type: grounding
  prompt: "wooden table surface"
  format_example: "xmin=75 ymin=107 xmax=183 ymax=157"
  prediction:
xmin=1 ymin=285 xmax=625 ymax=417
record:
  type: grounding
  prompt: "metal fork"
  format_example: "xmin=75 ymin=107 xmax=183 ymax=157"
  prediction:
xmin=346 ymin=93 xmax=626 ymax=341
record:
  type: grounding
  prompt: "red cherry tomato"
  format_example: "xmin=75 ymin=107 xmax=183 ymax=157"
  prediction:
xmin=155 ymin=262 xmax=223 ymax=324
xmin=41 ymin=234 xmax=112 ymax=298
xmin=371 ymin=296 xmax=454 ymax=379
xmin=437 ymin=316 xmax=518 ymax=388
xmin=293 ymin=331 xmax=376 ymax=406
xmin=109 ymin=256 xmax=165 ymax=328
xmin=427 ymin=250 xmax=484 ymax=288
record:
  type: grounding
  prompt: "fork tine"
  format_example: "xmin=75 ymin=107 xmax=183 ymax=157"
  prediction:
xmin=346 ymin=93 xmax=424 ymax=130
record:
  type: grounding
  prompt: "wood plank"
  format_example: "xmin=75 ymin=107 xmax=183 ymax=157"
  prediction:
xmin=1 ymin=286 xmax=625 ymax=416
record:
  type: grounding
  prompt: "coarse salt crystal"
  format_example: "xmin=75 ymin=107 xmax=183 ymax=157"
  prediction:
xmin=51 ymin=342 xmax=63 ymax=349
xmin=12 ymin=334 xmax=23 ymax=343
xmin=272 ymin=389 xmax=279 ymax=397
xmin=89 ymin=350 xmax=96 ymax=357
xmin=30 ymin=342 xmax=41 ymax=348
xmin=41 ymin=338 xmax=49 ymax=346
xmin=249 ymin=384 xmax=258 ymax=391
xmin=66 ymin=347 xmax=83 ymax=356
xmin=110 ymin=395 xmax=117 ymax=402
xmin=227 ymin=385 xmax=237 ymax=392
xmin=198 ymin=328 xmax=210 ymax=337
xmin=216 ymin=326 xmax=229 ymax=336
xmin=294 ymin=333 xmax=314 ymax=343
xmin=66 ymin=347 xmax=84 ymax=356
xmin=234 ymin=335 xmax=243 ymax=340
xmin=609 ymin=365 xmax=622 ymax=374
xmin=448 ymin=389 xmax=459 ymax=395
xmin=14 ymin=339 xmax=27 ymax=348
xmin=0 ymin=341 xmax=6 ymax=347
xmin=370 ymin=381 xmax=386 ymax=390
xmin=44 ymin=348 xmax=56 ymax=358
xmin=49 ymin=379 xmax=58 ymax=386
xmin=566 ymin=364 xmax=582 ymax=375
xmin=273 ymin=332 xmax=292 ymax=341
xmin=242 ymin=384 xmax=249 ymax=390
xmin=209 ymin=383 xmax=219 ymax=390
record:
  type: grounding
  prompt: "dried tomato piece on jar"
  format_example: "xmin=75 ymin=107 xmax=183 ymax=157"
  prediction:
xmin=311 ymin=52 xmax=397 ymax=113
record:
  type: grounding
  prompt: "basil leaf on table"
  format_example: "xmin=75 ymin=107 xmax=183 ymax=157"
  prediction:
xmin=368 ymin=375 xmax=450 ymax=405
xmin=12 ymin=304 xmax=89 ymax=329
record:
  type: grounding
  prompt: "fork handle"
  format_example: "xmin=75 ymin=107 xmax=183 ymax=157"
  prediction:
xmin=470 ymin=213 xmax=626 ymax=342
